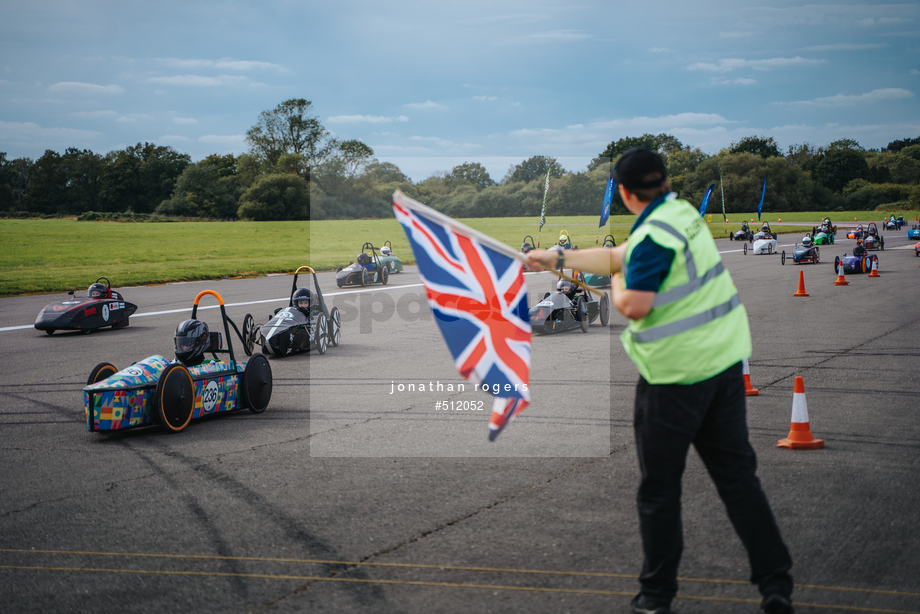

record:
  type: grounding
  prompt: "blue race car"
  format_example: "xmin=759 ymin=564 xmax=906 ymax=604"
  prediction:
xmin=336 ymin=242 xmax=389 ymax=287
xmin=781 ymin=237 xmax=820 ymax=265
xmin=833 ymin=242 xmax=878 ymax=275
xmin=907 ymin=224 xmax=920 ymax=240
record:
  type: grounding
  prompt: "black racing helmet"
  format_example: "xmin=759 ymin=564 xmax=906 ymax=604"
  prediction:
xmin=293 ymin=287 xmax=313 ymax=310
xmin=174 ymin=319 xmax=210 ymax=366
xmin=556 ymin=279 xmax=576 ymax=298
xmin=88 ymin=283 xmax=108 ymax=299
xmin=357 ymin=252 xmax=370 ymax=265
xmin=521 ymin=242 xmax=533 ymax=253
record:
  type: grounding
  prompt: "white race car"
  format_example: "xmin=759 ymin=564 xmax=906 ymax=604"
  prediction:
xmin=744 ymin=224 xmax=779 ymax=255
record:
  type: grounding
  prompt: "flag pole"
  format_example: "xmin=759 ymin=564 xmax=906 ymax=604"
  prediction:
xmin=537 ymin=162 xmax=551 ymax=247
xmin=720 ymin=173 xmax=726 ymax=222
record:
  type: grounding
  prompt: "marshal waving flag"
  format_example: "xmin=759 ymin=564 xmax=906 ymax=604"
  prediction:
xmin=393 ymin=191 xmax=532 ymax=441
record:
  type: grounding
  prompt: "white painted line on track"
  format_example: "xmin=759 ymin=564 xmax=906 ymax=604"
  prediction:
xmin=2 ymin=274 xmax=546 ymax=333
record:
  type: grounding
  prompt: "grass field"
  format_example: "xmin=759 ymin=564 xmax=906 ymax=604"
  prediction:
xmin=1 ymin=210 xmax=914 ymax=296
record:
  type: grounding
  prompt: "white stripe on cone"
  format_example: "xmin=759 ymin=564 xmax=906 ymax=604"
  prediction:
xmin=791 ymin=389 xmax=809 ymax=423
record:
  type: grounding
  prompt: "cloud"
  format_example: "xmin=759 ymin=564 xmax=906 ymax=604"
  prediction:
xmin=48 ymin=82 xmax=124 ymax=94
xmin=859 ymin=17 xmax=909 ymax=26
xmin=326 ymin=115 xmax=409 ymax=124
xmin=712 ymin=78 xmax=758 ymax=85
xmin=518 ymin=30 xmax=592 ymax=42
xmin=0 ymin=120 xmax=102 ymax=144
xmin=116 ymin=114 xmax=152 ymax=123
xmin=912 ymin=69 xmax=920 ymax=75
xmin=173 ymin=117 xmax=198 ymax=124
xmin=158 ymin=134 xmax=190 ymax=142
xmin=787 ymin=87 xmax=914 ymax=106
xmin=650 ymin=47 xmax=673 ymax=53
xmin=403 ymin=100 xmax=445 ymax=110
xmin=147 ymin=74 xmax=253 ymax=87
xmin=802 ymin=43 xmax=888 ymax=51
xmin=719 ymin=31 xmax=754 ymax=38
xmin=688 ymin=57 xmax=825 ymax=72
xmin=473 ymin=95 xmax=498 ymax=101
xmin=155 ymin=57 xmax=286 ymax=72
xmin=71 ymin=110 xmax=120 ymax=119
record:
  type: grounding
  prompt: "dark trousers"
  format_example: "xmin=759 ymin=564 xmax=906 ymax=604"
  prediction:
xmin=633 ymin=362 xmax=793 ymax=603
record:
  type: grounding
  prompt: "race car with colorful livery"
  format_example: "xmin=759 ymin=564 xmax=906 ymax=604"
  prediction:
xmin=83 ymin=290 xmax=271 ymax=434
xmin=529 ymin=279 xmax=609 ymax=334
xmin=811 ymin=218 xmax=836 ymax=245
xmin=336 ymin=242 xmax=389 ymax=287
xmin=34 ymin=277 xmax=137 ymax=335
xmin=255 ymin=266 xmax=341 ymax=357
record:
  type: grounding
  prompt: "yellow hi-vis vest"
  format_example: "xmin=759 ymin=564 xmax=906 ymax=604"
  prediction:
xmin=621 ymin=198 xmax=752 ymax=384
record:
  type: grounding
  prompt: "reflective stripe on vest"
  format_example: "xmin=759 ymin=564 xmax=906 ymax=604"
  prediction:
xmin=646 ymin=220 xmax=726 ymax=309
xmin=631 ymin=293 xmax=742 ymax=343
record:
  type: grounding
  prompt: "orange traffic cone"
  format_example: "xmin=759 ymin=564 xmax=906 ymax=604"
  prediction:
xmin=834 ymin=263 xmax=849 ymax=286
xmin=793 ymin=270 xmax=809 ymax=297
xmin=743 ymin=358 xmax=759 ymax=396
xmin=777 ymin=377 xmax=824 ymax=449
xmin=868 ymin=258 xmax=880 ymax=277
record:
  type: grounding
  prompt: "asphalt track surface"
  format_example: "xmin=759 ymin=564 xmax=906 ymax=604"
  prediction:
xmin=1 ymin=229 xmax=919 ymax=614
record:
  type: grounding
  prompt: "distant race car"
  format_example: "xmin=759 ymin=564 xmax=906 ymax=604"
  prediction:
xmin=582 ymin=235 xmax=616 ymax=288
xmin=34 ymin=277 xmax=138 ymax=336
xmin=729 ymin=222 xmax=753 ymax=242
xmin=745 ymin=223 xmax=778 ymax=255
xmin=907 ymin=225 xmax=920 ymax=240
xmin=864 ymin=222 xmax=884 ymax=251
xmin=781 ymin=237 xmax=820 ymax=265
xmin=884 ymin=216 xmax=903 ymax=231
xmin=378 ymin=241 xmax=403 ymax=273
xmin=336 ymin=242 xmax=390 ymax=287
xmin=255 ymin=266 xmax=341 ymax=357
xmin=529 ymin=279 xmax=609 ymax=334
xmin=915 ymin=242 xmax=920 ymax=257
xmin=846 ymin=225 xmax=865 ymax=240
xmin=812 ymin=218 xmax=836 ymax=245
xmin=83 ymin=289 xmax=271 ymax=434
xmin=834 ymin=243 xmax=879 ymax=275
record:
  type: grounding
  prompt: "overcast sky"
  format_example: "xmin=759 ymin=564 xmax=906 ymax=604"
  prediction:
xmin=1 ymin=0 xmax=918 ymax=181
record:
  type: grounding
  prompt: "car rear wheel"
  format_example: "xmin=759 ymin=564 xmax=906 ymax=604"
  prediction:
xmin=360 ymin=268 xmax=368 ymax=287
xmin=743 ymin=243 xmax=748 ymax=255
xmin=241 ymin=353 xmax=272 ymax=414
xmin=87 ymin=362 xmax=118 ymax=386
xmin=329 ymin=307 xmax=341 ymax=347
xmin=834 ymin=256 xmax=841 ymax=275
xmin=598 ymin=293 xmax=610 ymax=327
xmin=155 ymin=363 xmax=194 ymax=433
xmin=242 ymin=314 xmax=256 ymax=356
xmin=315 ymin=313 xmax=329 ymax=355
xmin=381 ymin=266 xmax=389 ymax=285
xmin=781 ymin=251 xmax=785 ymax=265
xmin=576 ymin=296 xmax=589 ymax=333
xmin=45 ymin=329 xmax=55 ymax=336
xmin=113 ymin=316 xmax=129 ymax=329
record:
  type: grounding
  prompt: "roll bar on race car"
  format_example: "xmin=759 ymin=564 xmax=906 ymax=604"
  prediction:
xmin=290 ymin=266 xmax=330 ymax=319
xmin=190 ymin=290 xmax=254 ymax=361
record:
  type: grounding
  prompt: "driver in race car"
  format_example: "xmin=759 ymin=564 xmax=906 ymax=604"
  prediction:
xmin=760 ymin=224 xmax=772 ymax=239
xmin=853 ymin=241 xmax=866 ymax=256
xmin=174 ymin=319 xmax=210 ymax=366
xmin=802 ymin=236 xmax=813 ymax=248
xmin=555 ymin=278 xmax=578 ymax=301
xmin=381 ymin=246 xmax=393 ymax=256
xmin=88 ymin=283 xmax=108 ymax=299
xmin=356 ymin=252 xmax=371 ymax=267
xmin=293 ymin=287 xmax=313 ymax=314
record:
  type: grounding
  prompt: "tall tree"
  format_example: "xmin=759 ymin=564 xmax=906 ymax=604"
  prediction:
xmin=590 ymin=134 xmax=685 ymax=170
xmin=503 ymin=156 xmax=564 ymax=184
xmin=730 ymin=135 xmax=782 ymax=158
xmin=812 ymin=149 xmax=869 ymax=193
xmin=446 ymin=162 xmax=495 ymax=190
xmin=336 ymin=139 xmax=374 ymax=179
xmin=245 ymin=98 xmax=337 ymax=171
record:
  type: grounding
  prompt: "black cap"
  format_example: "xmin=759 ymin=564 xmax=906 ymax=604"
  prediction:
xmin=611 ymin=147 xmax=667 ymax=190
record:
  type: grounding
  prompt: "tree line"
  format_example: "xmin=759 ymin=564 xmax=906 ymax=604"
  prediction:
xmin=2 ymin=98 xmax=919 ymax=222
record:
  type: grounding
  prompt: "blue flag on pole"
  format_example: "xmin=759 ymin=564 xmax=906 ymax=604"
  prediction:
xmin=600 ymin=176 xmax=615 ymax=227
xmin=698 ymin=183 xmax=715 ymax=217
xmin=757 ymin=173 xmax=766 ymax=221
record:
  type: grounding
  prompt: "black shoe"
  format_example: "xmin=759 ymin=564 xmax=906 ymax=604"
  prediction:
xmin=761 ymin=593 xmax=794 ymax=614
xmin=630 ymin=593 xmax=673 ymax=614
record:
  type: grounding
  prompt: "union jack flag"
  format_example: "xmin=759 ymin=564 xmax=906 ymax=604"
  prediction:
xmin=393 ymin=191 xmax=532 ymax=441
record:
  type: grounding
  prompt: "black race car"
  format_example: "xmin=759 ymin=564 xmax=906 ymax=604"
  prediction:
xmin=529 ymin=279 xmax=609 ymax=334
xmin=34 ymin=277 xmax=138 ymax=335
xmin=729 ymin=222 xmax=753 ymax=242
xmin=336 ymin=242 xmax=389 ymax=287
xmin=255 ymin=266 xmax=341 ymax=357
